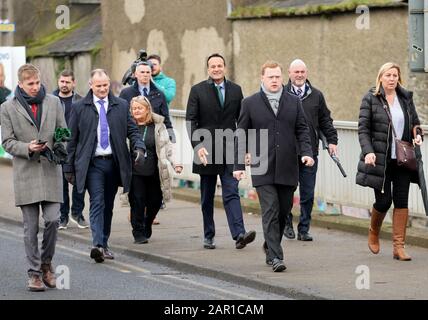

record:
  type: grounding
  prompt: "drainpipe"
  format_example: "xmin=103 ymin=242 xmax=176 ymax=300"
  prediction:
xmin=424 ymin=0 xmax=428 ymax=71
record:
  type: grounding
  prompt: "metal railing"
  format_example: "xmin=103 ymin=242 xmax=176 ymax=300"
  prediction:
xmin=170 ymin=109 xmax=428 ymax=217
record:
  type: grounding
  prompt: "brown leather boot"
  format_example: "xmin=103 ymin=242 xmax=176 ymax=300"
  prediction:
xmin=368 ymin=207 xmax=386 ymax=254
xmin=28 ymin=274 xmax=45 ymax=292
xmin=41 ymin=263 xmax=57 ymax=288
xmin=392 ymin=208 xmax=412 ymax=261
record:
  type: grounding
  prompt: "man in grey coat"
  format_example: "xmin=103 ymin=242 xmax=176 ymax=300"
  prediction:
xmin=1 ymin=64 xmax=67 ymax=292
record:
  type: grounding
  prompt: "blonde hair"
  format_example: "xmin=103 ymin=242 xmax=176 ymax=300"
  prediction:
xmin=374 ymin=62 xmax=403 ymax=95
xmin=18 ymin=64 xmax=40 ymax=82
xmin=130 ymin=95 xmax=154 ymax=124
xmin=261 ymin=60 xmax=283 ymax=75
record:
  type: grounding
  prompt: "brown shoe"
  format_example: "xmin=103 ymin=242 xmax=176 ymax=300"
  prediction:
xmin=392 ymin=208 xmax=412 ymax=261
xmin=28 ymin=274 xmax=46 ymax=292
xmin=368 ymin=207 xmax=386 ymax=254
xmin=41 ymin=263 xmax=57 ymax=288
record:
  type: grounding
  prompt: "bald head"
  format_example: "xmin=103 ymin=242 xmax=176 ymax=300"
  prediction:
xmin=289 ymin=59 xmax=307 ymax=70
xmin=89 ymin=69 xmax=110 ymax=99
xmin=288 ymin=59 xmax=308 ymax=87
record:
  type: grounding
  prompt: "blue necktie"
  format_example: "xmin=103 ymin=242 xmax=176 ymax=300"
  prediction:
xmin=296 ymin=87 xmax=303 ymax=98
xmin=98 ymin=100 xmax=109 ymax=149
xmin=143 ymin=87 xmax=148 ymax=97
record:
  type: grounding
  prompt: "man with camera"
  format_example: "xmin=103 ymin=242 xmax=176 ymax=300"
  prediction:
xmin=148 ymin=54 xmax=176 ymax=107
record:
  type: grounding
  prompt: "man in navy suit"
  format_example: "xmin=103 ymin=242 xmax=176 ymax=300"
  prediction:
xmin=186 ymin=53 xmax=256 ymax=250
xmin=64 ymin=69 xmax=145 ymax=263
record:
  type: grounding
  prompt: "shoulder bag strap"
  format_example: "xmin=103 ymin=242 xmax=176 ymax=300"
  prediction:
xmin=381 ymin=96 xmax=398 ymax=139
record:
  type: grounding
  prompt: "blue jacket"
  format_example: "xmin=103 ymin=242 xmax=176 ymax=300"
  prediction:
xmin=153 ymin=72 xmax=176 ymax=106
xmin=64 ymin=90 xmax=146 ymax=193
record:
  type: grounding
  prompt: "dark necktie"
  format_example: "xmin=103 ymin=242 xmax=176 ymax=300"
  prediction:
xmin=216 ymin=86 xmax=224 ymax=107
xmin=296 ymin=87 xmax=303 ymax=98
xmin=143 ymin=87 xmax=148 ymax=97
xmin=98 ymin=100 xmax=109 ymax=149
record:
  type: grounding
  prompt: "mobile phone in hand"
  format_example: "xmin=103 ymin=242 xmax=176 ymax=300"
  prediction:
xmin=37 ymin=140 xmax=47 ymax=145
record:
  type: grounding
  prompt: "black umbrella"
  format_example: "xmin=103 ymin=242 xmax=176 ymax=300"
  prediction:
xmin=415 ymin=145 xmax=428 ymax=216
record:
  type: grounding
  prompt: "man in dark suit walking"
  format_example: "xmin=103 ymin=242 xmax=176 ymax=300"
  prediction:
xmin=119 ymin=61 xmax=175 ymax=143
xmin=283 ymin=59 xmax=338 ymax=241
xmin=64 ymin=69 xmax=145 ymax=263
xmin=234 ymin=61 xmax=314 ymax=272
xmin=186 ymin=53 xmax=256 ymax=250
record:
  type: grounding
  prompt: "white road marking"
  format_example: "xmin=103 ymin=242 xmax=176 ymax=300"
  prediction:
xmin=0 ymin=226 xmax=261 ymax=299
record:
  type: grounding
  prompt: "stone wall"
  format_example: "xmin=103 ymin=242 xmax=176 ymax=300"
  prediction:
xmin=100 ymin=0 xmax=233 ymax=108
xmin=100 ymin=2 xmax=428 ymax=122
xmin=232 ymin=7 xmax=411 ymax=121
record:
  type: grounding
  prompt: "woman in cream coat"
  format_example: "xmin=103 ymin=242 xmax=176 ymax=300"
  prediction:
xmin=128 ymin=95 xmax=182 ymax=244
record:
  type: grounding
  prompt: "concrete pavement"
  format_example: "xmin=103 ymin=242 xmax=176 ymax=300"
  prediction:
xmin=1 ymin=160 xmax=428 ymax=299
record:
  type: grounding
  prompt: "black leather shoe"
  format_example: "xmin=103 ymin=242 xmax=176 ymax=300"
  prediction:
xmin=203 ymin=238 xmax=216 ymax=249
xmin=134 ymin=236 xmax=148 ymax=244
xmin=262 ymin=242 xmax=272 ymax=265
xmin=235 ymin=230 xmax=256 ymax=249
xmin=297 ymin=232 xmax=313 ymax=241
xmin=90 ymin=247 xmax=104 ymax=263
xmin=284 ymin=225 xmax=296 ymax=239
xmin=272 ymin=258 xmax=286 ymax=272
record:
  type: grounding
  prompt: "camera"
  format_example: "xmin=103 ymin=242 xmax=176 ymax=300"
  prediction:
xmin=121 ymin=49 xmax=148 ymax=86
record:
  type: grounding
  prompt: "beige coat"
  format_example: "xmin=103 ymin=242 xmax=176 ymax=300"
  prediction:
xmin=151 ymin=113 xmax=178 ymax=201
xmin=1 ymin=94 xmax=66 ymax=206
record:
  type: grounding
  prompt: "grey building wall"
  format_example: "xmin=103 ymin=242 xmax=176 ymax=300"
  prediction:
xmin=95 ymin=2 xmax=428 ymax=122
xmin=100 ymin=0 xmax=234 ymax=107
xmin=232 ymin=7 xmax=415 ymax=121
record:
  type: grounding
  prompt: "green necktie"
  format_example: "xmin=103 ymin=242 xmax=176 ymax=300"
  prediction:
xmin=216 ymin=85 xmax=224 ymax=107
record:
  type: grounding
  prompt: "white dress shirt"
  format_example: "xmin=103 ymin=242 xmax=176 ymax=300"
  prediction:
xmin=93 ymin=95 xmax=113 ymax=156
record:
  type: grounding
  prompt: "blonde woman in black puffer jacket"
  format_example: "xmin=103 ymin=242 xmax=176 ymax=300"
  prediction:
xmin=356 ymin=62 xmax=423 ymax=261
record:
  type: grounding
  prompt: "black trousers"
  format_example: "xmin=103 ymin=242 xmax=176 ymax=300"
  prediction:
xmin=256 ymin=184 xmax=295 ymax=261
xmin=129 ymin=173 xmax=163 ymax=239
xmin=373 ymin=160 xmax=411 ymax=212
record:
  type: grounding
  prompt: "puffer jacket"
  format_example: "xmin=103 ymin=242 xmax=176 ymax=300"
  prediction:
xmin=132 ymin=113 xmax=179 ymax=201
xmin=356 ymin=86 xmax=421 ymax=191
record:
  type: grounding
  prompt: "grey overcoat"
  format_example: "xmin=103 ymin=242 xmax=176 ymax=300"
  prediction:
xmin=1 ymin=94 xmax=67 ymax=206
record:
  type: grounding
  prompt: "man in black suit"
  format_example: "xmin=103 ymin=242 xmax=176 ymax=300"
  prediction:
xmin=119 ymin=61 xmax=175 ymax=142
xmin=283 ymin=59 xmax=338 ymax=241
xmin=233 ymin=61 xmax=314 ymax=272
xmin=64 ymin=69 xmax=146 ymax=263
xmin=186 ymin=53 xmax=256 ymax=250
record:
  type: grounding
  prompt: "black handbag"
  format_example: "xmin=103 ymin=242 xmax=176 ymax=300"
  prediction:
xmin=383 ymin=104 xmax=417 ymax=171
